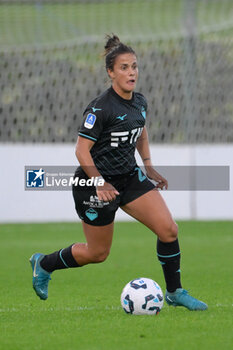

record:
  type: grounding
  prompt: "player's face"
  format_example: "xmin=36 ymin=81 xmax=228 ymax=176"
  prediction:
xmin=108 ymin=53 xmax=138 ymax=99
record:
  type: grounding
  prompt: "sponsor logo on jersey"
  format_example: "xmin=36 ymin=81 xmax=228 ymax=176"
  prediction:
xmin=116 ymin=113 xmax=127 ymax=121
xmin=91 ymin=107 xmax=102 ymax=113
xmin=84 ymin=113 xmax=96 ymax=129
xmin=111 ymin=131 xmax=129 ymax=147
xmin=110 ymin=127 xmax=143 ymax=147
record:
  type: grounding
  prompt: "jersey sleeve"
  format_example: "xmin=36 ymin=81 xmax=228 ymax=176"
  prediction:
xmin=136 ymin=92 xmax=148 ymax=120
xmin=78 ymin=107 xmax=106 ymax=142
xmin=141 ymin=93 xmax=148 ymax=112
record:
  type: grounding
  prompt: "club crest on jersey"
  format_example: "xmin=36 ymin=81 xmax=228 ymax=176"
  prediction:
xmin=84 ymin=113 xmax=96 ymax=129
xmin=141 ymin=106 xmax=146 ymax=119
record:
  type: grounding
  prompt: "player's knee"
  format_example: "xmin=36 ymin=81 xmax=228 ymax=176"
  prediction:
xmin=91 ymin=249 xmax=110 ymax=263
xmin=158 ymin=221 xmax=178 ymax=242
xmin=171 ymin=221 xmax=178 ymax=239
xmin=166 ymin=221 xmax=178 ymax=241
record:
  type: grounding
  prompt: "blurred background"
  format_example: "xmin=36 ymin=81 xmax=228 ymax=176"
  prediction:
xmin=0 ymin=0 xmax=233 ymax=222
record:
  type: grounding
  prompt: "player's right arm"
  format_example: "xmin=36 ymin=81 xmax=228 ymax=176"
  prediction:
xmin=75 ymin=136 xmax=119 ymax=202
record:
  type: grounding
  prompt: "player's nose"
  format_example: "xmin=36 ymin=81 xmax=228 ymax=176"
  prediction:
xmin=129 ymin=68 xmax=136 ymax=76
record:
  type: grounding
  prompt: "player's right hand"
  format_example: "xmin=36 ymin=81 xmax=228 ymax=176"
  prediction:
xmin=96 ymin=182 xmax=119 ymax=202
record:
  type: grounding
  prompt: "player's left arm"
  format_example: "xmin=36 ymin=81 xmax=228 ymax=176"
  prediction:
xmin=136 ymin=127 xmax=168 ymax=190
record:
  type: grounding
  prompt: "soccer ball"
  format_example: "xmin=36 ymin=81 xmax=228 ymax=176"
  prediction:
xmin=120 ymin=277 xmax=164 ymax=315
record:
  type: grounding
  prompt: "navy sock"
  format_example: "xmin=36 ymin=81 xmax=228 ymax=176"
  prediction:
xmin=157 ymin=239 xmax=182 ymax=293
xmin=40 ymin=244 xmax=80 ymax=273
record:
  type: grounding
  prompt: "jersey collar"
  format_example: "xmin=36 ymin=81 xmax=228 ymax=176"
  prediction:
xmin=109 ymin=86 xmax=135 ymax=104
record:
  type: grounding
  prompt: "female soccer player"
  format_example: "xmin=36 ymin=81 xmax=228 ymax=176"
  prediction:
xmin=30 ymin=35 xmax=207 ymax=311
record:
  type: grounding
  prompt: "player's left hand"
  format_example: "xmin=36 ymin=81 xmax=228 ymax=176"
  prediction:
xmin=145 ymin=167 xmax=168 ymax=190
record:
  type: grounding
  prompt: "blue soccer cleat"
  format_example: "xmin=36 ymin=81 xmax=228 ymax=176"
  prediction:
xmin=29 ymin=253 xmax=51 ymax=300
xmin=165 ymin=288 xmax=208 ymax=311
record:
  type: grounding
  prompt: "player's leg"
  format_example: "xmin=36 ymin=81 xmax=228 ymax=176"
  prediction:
xmin=71 ymin=221 xmax=114 ymax=265
xmin=121 ymin=189 xmax=181 ymax=292
xmin=30 ymin=222 xmax=114 ymax=300
xmin=41 ymin=221 xmax=114 ymax=269
xmin=121 ymin=189 xmax=207 ymax=310
xmin=122 ymin=189 xmax=177 ymax=242
xmin=30 ymin=164 xmax=119 ymax=300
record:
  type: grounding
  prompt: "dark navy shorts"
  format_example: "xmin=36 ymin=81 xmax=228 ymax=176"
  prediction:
xmin=72 ymin=166 xmax=155 ymax=226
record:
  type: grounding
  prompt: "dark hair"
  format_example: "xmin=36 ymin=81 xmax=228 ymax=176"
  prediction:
xmin=104 ymin=34 xmax=136 ymax=71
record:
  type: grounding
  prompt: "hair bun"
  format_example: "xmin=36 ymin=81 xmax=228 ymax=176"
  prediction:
xmin=104 ymin=34 xmax=121 ymax=56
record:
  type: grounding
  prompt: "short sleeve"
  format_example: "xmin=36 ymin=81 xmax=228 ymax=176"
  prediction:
xmin=137 ymin=92 xmax=148 ymax=120
xmin=144 ymin=97 xmax=148 ymax=112
xmin=78 ymin=107 xmax=106 ymax=142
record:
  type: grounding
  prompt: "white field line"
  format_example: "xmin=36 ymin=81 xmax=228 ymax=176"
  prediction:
xmin=0 ymin=305 xmax=122 ymax=313
xmin=0 ymin=304 xmax=232 ymax=313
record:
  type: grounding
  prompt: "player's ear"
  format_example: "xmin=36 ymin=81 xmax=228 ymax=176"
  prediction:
xmin=107 ymin=68 xmax=115 ymax=80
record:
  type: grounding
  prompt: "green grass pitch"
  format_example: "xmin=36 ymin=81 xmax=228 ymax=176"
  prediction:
xmin=0 ymin=221 xmax=232 ymax=350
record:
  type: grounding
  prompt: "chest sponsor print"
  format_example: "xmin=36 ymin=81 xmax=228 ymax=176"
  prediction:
xmin=110 ymin=127 xmax=143 ymax=147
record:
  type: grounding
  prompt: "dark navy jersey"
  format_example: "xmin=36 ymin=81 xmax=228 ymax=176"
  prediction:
xmin=78 ymin=86 xmax=147 ymax=176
